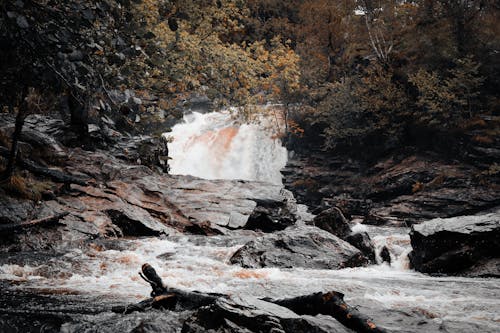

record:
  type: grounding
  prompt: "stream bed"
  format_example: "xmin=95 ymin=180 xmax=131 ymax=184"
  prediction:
xmin=1 ymin=225 xmax=499 ymax=332
xmin=1 ymin=110 xmax=499 ymax=332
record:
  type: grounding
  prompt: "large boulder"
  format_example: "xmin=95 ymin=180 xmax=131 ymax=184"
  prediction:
xmin=310 ymin=207 xmax=351 ymax=239
xmin=230 ymin=226 xmax=368 ymax=269
xmin=310 ymin=208 xmax=376 ymax=263
xmin=408 ymin=212 xmax=500 ymax=276
xmin=243 ymin=198 xmax=296 ymax=232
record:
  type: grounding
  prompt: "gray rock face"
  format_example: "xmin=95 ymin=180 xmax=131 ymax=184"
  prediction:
xmin=284 ymin=153 xmax=500 ymax=226
xmin=230 ymin=226 xmax=368 ymax=269
xmin=0 ymin=113 xmax=299 ymax=250
xmin=409 ymin=212 xmax=500 ymax=276
xmin=183 ymin=295 xmax=353 ymax=333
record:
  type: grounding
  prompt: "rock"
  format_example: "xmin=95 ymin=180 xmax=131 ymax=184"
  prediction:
xmin=408 ymin=212 xmax=500 ymax=275
xmin=466 ymin=258 xmax=500 ymax=278
xmin=321 ymin=196 xmax=373 ymax=219
xmin=345 ymin=232 xmax=376 ymax=263
xmin=16 ymin=15 xmax=29 ymax=28
xmin=230 ymin=226 xmax=368 ymax=269
xmin=183 ymin=295 xmax=353 ymax=333
xmin=68 ymin=50 xmax=84 ymax=62
xmin=62 ymin=310 xmax=190 ymax=333
xmin=309 ymin=208 xmax=375 ymax=261
xmin=362 ymin=213 xmax=388 ymax=226
xmin=243 ymin=198 xmax=295 ymax=232
xmin=379 ymin=246 xmax=391 ymax=264
xmin=284 ymin=151 xmax=500 ymax=226
xmin=310 ymin=207 xmax=351 ymax=239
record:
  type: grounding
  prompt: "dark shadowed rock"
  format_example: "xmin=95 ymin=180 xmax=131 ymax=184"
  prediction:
xmin=243 ymin=198 xmax=295 ymax=232
xmin=309 ymin=208 xmax=375 ymax=262
xmin=409 ymin=212 xmax=500 ymax=276
xmin=284 ymin=152 xmax=500 ymax=226
xmin=345 ymin=232 xmax=376 ymax=263
xmin=230 ymin=226 xmax=368 ymax=269
xmin=379 ymin=246 xmax=391 ymax=264
xmin=310 ymin=207 xmax=352 ymax=239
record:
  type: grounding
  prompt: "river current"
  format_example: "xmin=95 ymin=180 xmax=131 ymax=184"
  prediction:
xmin=0 ymin=110 xmax=498 ymax=332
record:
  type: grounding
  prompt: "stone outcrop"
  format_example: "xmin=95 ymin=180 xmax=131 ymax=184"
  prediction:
xmin=0 ymin=114 xmax=297 ymax=251
xmin=408 ymin=212 xmax=500 ymax=276
xmin=284 ymin=153 xmax=500 ymax=226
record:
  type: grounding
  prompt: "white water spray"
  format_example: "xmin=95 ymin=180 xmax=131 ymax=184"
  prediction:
xmin=166 ymin=109 xmax=288 ymax=185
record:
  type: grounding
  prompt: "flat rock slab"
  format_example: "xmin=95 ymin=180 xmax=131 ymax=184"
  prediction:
xmin=409 ymin=211 xmax=500 ymax=275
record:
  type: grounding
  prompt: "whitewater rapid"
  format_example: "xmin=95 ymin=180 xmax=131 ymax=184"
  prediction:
xmin=166 ymin=110 xmax=288 ymax=185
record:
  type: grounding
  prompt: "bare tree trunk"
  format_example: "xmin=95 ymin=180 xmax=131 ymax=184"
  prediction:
xmin=2 ymin=101 xmax=27 ymax=181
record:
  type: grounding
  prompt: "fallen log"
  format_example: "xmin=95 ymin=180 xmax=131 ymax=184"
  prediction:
xmin=0 ymin=212 xmax=69 ymax=233
xmin=112 ymin=263 xmax=221 ymax=314
xmin=121 ymin=263 xmax=387 ymax=333
xmin=271 ymin=292 xmax=387 ymax=333
xmin=0 ymin=146 xmax=88 ymax=186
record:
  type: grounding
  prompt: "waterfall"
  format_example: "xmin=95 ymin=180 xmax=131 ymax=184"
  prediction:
xmin=166 ymin=109 xmax=288 ymax=185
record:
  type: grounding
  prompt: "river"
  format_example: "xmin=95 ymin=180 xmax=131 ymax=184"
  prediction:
xmin=0 ymin=110 xmax=499 ymax=332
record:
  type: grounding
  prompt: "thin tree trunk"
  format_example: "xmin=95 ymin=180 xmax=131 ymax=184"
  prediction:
xmin=2 ymin=103 xmax=27 ymax=181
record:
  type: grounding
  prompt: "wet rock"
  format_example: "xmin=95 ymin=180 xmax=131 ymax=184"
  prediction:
xmin=345 ymin=232 xmax=376 ymax=263
xmin=466 ymin=258 xmax=500 ymax=278
xmin=309 ymin=208 xmax=375 ymax=262
xmin=183 ymin=295 xmax=352 ymax=333
xmin=379 ymin=246 xmax=391 ymax=264
xmin=409 ymin=212 xmax=500 ymax=275
xmin=284 ymin=151 xmax=500 ymax=226
xmin=310 ymin=207 xmax=351 ymax=239
xmin=243 ymin=198 xmax=295 ymax=232
xmin=362 ymin=213 xmax=389 ymax=226
xmin=61 ymin=310 xmax=190 ymax=333
xmin=320 ymin=195 xmax=373 ymax=219
xmin=230 ymin=226 xmax=368 ymax=269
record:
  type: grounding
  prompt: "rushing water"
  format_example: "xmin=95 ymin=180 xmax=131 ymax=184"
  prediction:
xmin=1 ymin=110 xmax=499 ymax=332
xmin=167 ymin=109 xmax=288 ymax=185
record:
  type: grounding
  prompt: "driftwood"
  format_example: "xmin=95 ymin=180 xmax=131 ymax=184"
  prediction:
xmin=0 ymin=146 xmax=87 ymax=185
xmin=271 ymin=292 xmax=386 ymax=333
xmin=112 ymin=263 xmax=221 ymax=314
xmin=0 ymin=212 xmax=69 ymax=233
xmin=120 ymin=263 xmax=387 ymax=333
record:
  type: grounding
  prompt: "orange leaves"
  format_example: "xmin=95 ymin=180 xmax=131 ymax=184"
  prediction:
xmin=287 ymin=119 xmax=304 ymax=137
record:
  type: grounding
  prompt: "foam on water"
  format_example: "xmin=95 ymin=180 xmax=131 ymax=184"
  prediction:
xmin=1 ymin=233 xmax=499 ymax=328
xmin=167 ymin=109 xmax=287 ymax=185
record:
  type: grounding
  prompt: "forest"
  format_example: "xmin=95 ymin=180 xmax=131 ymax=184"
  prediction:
xmin=0 ymin=1 xmax=499 ymax=333
xmin=2 ymin=1 xmax=499 ymax=156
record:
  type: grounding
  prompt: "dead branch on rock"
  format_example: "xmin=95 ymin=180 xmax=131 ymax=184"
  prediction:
xmin=121 ymin=263 xmax=387 ymax=333
xmin=0 ymin=212 xmax=69 ymax=233
xmin=271 ymin=292 xmax=387 ymax=333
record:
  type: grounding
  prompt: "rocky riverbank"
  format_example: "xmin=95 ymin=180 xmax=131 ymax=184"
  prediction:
xmin=1 ymin=113 xmax=499 ymax=332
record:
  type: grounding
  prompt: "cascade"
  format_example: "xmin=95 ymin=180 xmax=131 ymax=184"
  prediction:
xmin=166 ymin=109 xmax=288 ymax=185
